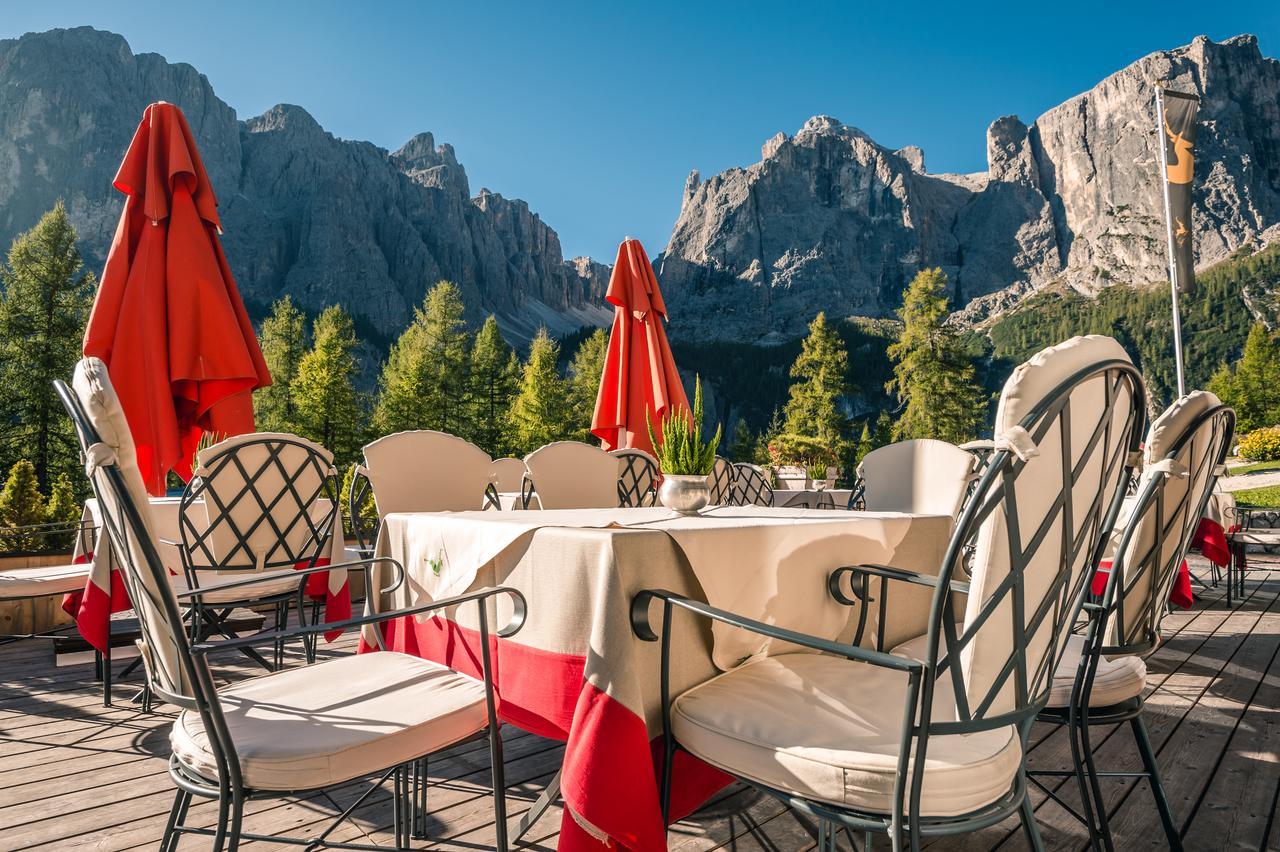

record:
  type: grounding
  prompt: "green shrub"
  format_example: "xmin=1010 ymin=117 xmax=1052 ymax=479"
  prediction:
xmin=647 ymin=376 xmax=721 ymax=475
xmin=1238 ymin=426 xmax=1280 ymax=462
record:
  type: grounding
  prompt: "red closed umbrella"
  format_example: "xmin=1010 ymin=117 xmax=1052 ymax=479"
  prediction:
xmin=84 ymin=102 xmax=271 ymax=494
xmin=591 ymin=238 xmax=689 ymax=456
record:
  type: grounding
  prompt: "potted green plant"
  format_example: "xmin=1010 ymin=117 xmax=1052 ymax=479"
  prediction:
xmin=647 ymin=376 xmax=722 ymax=515
xmin=805 ymin=460 xmax=835 ymax=491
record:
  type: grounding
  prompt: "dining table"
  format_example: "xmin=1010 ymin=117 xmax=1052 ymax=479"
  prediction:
xmin=64 ymin=496 xmax=352 ymax=655
xmin=360 ymin=505 xmax=953 ymax=852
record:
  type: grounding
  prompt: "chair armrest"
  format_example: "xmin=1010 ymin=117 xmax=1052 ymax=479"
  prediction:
xmin=828 ymin=564 xmax=969 ymax=605
xmin=174 ymin=556 xmax=405 ymax=601
xmin=630 ymin=589 xmax=922 ymax=674
xmin=191 ymin=585 xmax=527 ymax=655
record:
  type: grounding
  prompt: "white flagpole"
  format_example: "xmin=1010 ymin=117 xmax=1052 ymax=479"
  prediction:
xmin=1155 ymin=87 xmax=1187 ymax=398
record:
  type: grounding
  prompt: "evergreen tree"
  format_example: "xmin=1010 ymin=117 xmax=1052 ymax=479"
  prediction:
xmin=873 ymin=412 xmax=893 ymax=448
xmin=1208 ymin=323 xmax=1280 ymax=433
xmin=783 ymin=312 xmax=851 ymax=449
xmin=373 ymin=281 xmax=470 ymax=437
xmin=506 ymin=328 xmax=570 ymax=454
xmin=292 ymin=306 xmax=364 ymax=466
xmin=44 ymin=472 xmax=81 ymax=550
xmin=254 ymin=296 xmax=308 ymax=433
xmin=854 ymin=420 xmax=875 ymax=465
xmin=886 ymin=269 xmax=985 ymax=443
xmin=0 ymin=203 xmax=95 ymax=487
xmin=729 ymin=418 xmax=756 ymax=462
xmin=0 ymin=460 xmax=46 ymax=551
xmin=468 ymin=316 xmax=521 ymax=455
xmin=566 ymin=328 xmax=609 ymax=442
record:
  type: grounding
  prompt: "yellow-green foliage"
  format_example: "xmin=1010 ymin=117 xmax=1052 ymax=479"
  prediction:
xmin=647 ymin=376 xmax=721 ymax=475
xmin=1238 ymin=427 xmax=1280 ymax=462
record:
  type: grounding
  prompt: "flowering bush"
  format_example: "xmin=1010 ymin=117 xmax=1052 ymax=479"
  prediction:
xmin=1238 ymin=426 xmax=1280 ymax=462
xmin=766 ymin=433 xmax=838 ymax=468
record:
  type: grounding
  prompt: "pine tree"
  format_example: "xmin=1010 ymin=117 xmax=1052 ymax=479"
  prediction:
xmin=886 ymin=269 xmax=985 ymax=443
xmin=0 ymin=203 xmax=96 ymax=487
xmin=44 ymin=472 xmax=81 ymax=550
xmin=729 ymin=418 xmax=755 ymax=462
xmin=254 ymin=296 xmax=308 ymax=433
xmin=468 ymin=316 xmax=521 ymax=455
xmin=566 ymin=328 xmax=609 ymax=442
xmin=1208 ymin=323 xmax=1280 ymax=433
xmin=0 ymin=460 xmax=46 ymax=551
xmin=783 ymin=312 xmax=851 ymax=449
xmin=292 ymin=306 xmax=364 ymax=466
xmin=873 ymin=412 xmax=893 ymax=449
xmin=373 ymin=281 xmax=471 ymax=437
xmin=854 ymin=420 xmax=875 ymax=465
xmin=506 ymin=328 xmax=570 ymax=454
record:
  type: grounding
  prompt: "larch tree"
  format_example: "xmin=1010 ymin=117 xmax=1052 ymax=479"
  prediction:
xmin=729 ymin=418 xmax=756 ymax=462
xmin=565 ymin=328 xmax=609 ymax=442
xmin=782 ymin=312 xmax=851 ymax=449
xmin=0 ymin=202 xmax=96 ymax=488
xmin=254 ymin=295 xmax=308 ymax=433
xmin=292 ymin=306 xmax=365 ymax=466
xmin=468 ymin=316 xmax=521 ymax=455
xmin=1208 ymin=323 xmax=1280 ymax=433
xmin=373 ymin=281 xmax=470 ymax=437
xmin=886 ymin=268 xmax=985 ymax=444
xmin=506 ymin=328 xmax=570 ymax=454
xmin=0 ymin=460 xmax=46 ymax=551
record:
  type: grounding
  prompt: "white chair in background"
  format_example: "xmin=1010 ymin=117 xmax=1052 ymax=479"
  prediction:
xmin=361 ymin=430 xmax=494 ymax=513
xmin=488 ymin=457 xmax=527 ymax=494
xmin=522 ymin=442 xmax=623 ymax=509
xmin=855 ymin=438 xmax=977 ymax=517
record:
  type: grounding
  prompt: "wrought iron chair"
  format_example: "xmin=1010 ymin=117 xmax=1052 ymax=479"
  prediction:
xmin=178 ymin=432 xmax=339 ymax=671
xmin=706 ymin=456 xmax=734 ymax=505
xmin=346 ymin=463 xmax=377 ymax=558
xmin=1032 ymin=392 xmax=1234 ymax=852
xmin=612 ymin=448 xmax=659 ymax=507
xmin=486 ymin=457 xmax=528 ymax=510
xmin=358 ymin=430 xmax=498 ymax=516
xmin=854 ymin=438 xmax=977 ymax=517
xmin=521 ymin=441 xmax=623 ymax=509
xmin=633 ymin=335 xmax=1146 ymax=851
xmin=56 ymin=358 xmax=523 ymax=852
xmin=729 ymin=463 xmax=773 ymax=507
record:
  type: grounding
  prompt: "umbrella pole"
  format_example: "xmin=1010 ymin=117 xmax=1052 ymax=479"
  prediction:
xmin=1155 ymin=89 xmax=1187 ymax=399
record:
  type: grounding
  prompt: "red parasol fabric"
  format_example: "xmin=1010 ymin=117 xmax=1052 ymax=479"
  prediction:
xmin=590 ymin=238 xmax=689 ymax=456
xmin=84 ymin=102 xmax=270 ymax=495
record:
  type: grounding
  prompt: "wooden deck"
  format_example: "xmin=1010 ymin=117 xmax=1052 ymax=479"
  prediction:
xmin=1 ymin=555 xmax=1277 ymax=851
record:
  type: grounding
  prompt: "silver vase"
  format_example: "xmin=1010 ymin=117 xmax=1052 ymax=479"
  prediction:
xmin=659 ymin=474 xmax=710 ymax=515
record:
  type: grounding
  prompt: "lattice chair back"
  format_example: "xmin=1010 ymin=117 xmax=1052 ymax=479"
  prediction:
xmin=935 ymin=336 xmax=1145 ymax=724
xmin=856 ymin=438 xmax=977 ymax=517
xmin=180 ymin=433 xmax=339 ymax=579
xmin=706 ymin=456 xmax=734 ymax=505
xmin=488 ymin=457 xmax=527 ymax=493
xmin=361 ymin=430 xmax=493 ymax=513
xmin=730 ymin=463 xmax=773 ymax=507
xmin=522 ymin=442 xmax=623 ymax=509
xmin=57 ymin=359 xmax=194 ymax=701
xmin=612 ymin=449 xmax=659 ymax=507
xmin=346 ymin=463 xmax=377 ymax=556
xmin=1106 ymin=392 xmax=1234 ymax=652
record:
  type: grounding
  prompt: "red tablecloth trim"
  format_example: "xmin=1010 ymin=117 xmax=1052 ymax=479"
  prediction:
xmin=363 ymin=613 xmax=731 ymax=851
xmin=1191 ymin=518 xmax=1230 ymax=568
xmin=1091 ymin=558 xmax=1194 ymax=610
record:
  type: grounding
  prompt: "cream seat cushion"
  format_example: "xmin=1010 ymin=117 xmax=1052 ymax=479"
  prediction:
xmin=671 ymin=653 xmax=1022 ymax=817
xmin=171 ymin=652 xmax=487 ymax=790
xmin=891 ymin=633 xmax=1146 ymax=710
xmin=171 ymin=569 xmax=304 ymax=605
xmin=0 ymin=563 xmax=92 ymax=599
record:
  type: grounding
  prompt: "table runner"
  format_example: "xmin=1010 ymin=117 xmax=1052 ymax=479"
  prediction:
xmin=364 ymin=506 xmax=952 ymax=850
xmin=64 ymin=497 xmax=350 ymax=652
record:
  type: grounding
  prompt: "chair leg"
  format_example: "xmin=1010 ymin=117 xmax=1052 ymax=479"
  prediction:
xmin=1131 ymin=717 xmax=1183 ymax=851
xmin=1066 ymin=709 xmax=1104 ymax=851
xmin=1077 ymin=711 xmax=1113 ymax=852
xmin=102 ymin=642 xmax=112 ymax=707
xmin=1020 ymin=792 xmax=1046 ymax=852
xmin=160 ymin=788 xmax=191 ymax=852
xmin=413 ymin=756 xmax=429 ymax=839
xmin=210 ymin=788 xmax=231 ymax=852
xmin=490 ymin=723 xmax=509 ymax=852
xmin=225 ymin=787 xmax=245 ymax=852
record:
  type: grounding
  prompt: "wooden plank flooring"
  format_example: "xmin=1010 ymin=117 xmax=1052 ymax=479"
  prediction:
xmin=0 ymin=555 xmax=1276 ymax=850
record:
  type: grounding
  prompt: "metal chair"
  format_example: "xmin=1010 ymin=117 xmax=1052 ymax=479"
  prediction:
xmin=56 ymin=357 xmax=523 ymax=852
xmin=1034 ymin=392 xmax=1234 ymax=851
xmin=346 ymin=463 xmax=377 ymax=558
xmin=359 ymin=430 xmax=497 ymax=515
xmin=855 ymin=439 xmax=977 ymax=517
xmin=633 ymin=335 xmax=1146 ymax=851
xmin=706 ymin=456 xmax=734 ymax=505
xmin=611 ymin=448 xmax=659 ymax=507
xmin=177 ymin=432 xmax=340 ymax=671
xmin=729 ymin=463 xmax=773 ymax=507
xmin=522 ymin=441 xmax=623 ymax=509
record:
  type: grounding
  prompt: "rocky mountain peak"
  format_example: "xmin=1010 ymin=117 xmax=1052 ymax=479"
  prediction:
xmin=392 ymin=131 xmax=469 ymax=198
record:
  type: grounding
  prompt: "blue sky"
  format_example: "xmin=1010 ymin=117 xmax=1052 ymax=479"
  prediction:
xmin=3 ymin=2 xmax=1277 ymax=262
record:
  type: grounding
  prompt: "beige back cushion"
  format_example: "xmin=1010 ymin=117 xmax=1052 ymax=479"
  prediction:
xmin=858 ymin=439 xmax=976 ymax=517
xmin=961 ymin=335 xmax=1137 ymax=716
xmin=488 ymin=457 xmax=527 ymax=493
xmin=363 ymin=431 xmax=493 ymax=513
xmin=73 ymin=358 xmax=190 ymax=698
xmin=187 ymin=432 xmax=335 ymax=572
xmin=524 ymin=442 xmax=624 ymax=509
xmin=1111 ymin=391 xmax=1225 ymax=647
